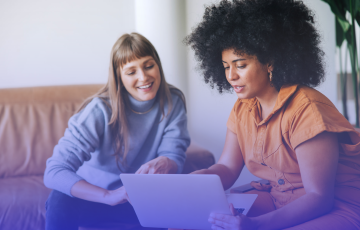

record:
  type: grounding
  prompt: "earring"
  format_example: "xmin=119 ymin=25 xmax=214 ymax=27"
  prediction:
xmin=269 ymin=71 xmax=273 ymax=82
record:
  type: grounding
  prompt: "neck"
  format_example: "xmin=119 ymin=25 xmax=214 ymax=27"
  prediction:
xmin=256 ymin=85 xmax=279 ymax=119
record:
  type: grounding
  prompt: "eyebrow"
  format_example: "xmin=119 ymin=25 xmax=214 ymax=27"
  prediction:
xmin=222 ymin=58 xmax=246 ymax=63
xmin=143 ymin=58 xmax=154 ymax=64
xmin=122 ymin=57 xmax=155 ymax=71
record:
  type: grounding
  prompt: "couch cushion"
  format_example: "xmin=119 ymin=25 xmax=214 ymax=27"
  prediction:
xmin=0 ymin=85 xmax=103 ymax=178
xmin=182 ymin=143 xmax=215 ymax=174
xmin=0 ymin=175 xmax=51 ymax=230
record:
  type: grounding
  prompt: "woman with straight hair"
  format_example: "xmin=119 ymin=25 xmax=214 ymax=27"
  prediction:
xmin=184 ymin=0 xmax=360 ymax=229
xmin=44 ymin=32 xmax=190 ymax=230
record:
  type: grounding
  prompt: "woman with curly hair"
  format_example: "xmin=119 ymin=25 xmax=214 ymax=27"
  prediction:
xmin=185 ymin=0 xmax=360 ymax=229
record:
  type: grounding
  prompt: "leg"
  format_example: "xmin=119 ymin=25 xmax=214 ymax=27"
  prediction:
xmin=45 ymin=190 xmax=141 ymax=230
xmin=45 ymin=190 xmax=80 ymax=230
xmin=78 ymin=198 xmax=139 ymax=227
xmin=283 ymin=207 xmax=360 ymax=230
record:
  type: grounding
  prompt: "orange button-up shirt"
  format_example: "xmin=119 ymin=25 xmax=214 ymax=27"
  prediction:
xmin=227 ymin=85 xmax=360 ymax=217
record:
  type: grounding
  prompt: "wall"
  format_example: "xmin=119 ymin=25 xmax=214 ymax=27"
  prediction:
xmin=303 ymin=0 xmax=337 ymax=109
xmin=134 ymin=0 xmax=188 ymax=95
xmin=0 ymin=0 xmax=135 ymax=88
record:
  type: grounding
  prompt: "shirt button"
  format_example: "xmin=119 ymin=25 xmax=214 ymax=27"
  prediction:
xmin=278 ymin=179 xmax=285 ymax=185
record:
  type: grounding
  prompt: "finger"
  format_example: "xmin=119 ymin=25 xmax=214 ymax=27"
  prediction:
xmin=229 ymin=203 xmax=238 ymax=216
xmin=125 ymin=193 xmax=132 ymax=205
xmin=210 ymin=213 xmax=234 ymax=222
xmin=135 ymin=166 xmax=143 ymax=174
xmin=148 ymin=166 xmax=156 ymax=174
xmin=141 ymin=165 xmax=150 ymax=174
xmin=136 ymin=165 xmax=150 ymax=174
xmin=208 ymin=217 xmax=231 ymax=229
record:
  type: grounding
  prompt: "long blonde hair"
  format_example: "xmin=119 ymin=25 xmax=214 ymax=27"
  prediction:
xmin=78 ymin=33 xmax=184 ymax=166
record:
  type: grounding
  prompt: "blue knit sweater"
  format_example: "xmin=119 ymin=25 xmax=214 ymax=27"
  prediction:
xmin=44 ymin=91 xmax=190 ymax=196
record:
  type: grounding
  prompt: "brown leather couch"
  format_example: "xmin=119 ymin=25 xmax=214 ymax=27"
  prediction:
xmin=0 ymin=85 xmax=215 ymax=230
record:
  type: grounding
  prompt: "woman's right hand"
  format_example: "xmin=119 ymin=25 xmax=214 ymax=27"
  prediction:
xmin=103 ymin=186 xmax=131 ymax=206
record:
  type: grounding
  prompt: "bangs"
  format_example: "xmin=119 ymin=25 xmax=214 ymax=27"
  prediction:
xmin=115 ymin=36 xmax=155 ymax=68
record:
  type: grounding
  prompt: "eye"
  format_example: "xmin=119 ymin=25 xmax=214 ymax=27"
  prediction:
xmin=127 ymin=71 xmax=135 ymax=76
xmin=223 ymin=66 xmax=230 ymax=70
xmin=145 ymin=64 xmax=154 ymax=70
xmin=237 ymin=65 xmax=246 ymax=69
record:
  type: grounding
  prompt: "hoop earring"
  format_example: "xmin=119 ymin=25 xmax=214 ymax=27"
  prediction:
xmin=269 ymin=71 xmax=273 ymax=82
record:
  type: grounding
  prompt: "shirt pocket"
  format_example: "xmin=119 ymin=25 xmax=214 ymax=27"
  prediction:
xmin=262 ymin=127 xmax=300 ymax=173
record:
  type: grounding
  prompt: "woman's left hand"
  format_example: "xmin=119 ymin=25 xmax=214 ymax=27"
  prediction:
xmin=135 ymin=156 xmax=178 ymax=174
xmin=208 ymin=203 xmax=258 ymax=230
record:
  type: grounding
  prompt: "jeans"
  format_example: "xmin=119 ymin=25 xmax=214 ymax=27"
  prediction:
xmin=45 ymin=190 xmax=140 ymax=230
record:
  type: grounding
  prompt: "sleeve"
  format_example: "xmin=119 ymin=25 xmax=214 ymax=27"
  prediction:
xmin=156 ymin=95 xmax=190 ymax=174
xmin=226 ymin=102 xmax=238 ymax=134
xmin=43 ymin=98 xmax=108 ymax=196
xmin=289 ymin=101 xmax=353 ymax=150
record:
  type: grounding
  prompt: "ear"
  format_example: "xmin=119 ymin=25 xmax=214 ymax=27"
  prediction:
xmin=267 ymin=62 xmax=274 ymax=72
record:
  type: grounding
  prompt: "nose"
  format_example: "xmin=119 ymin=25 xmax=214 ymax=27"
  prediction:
xmin=227 ymin=66 xmax=239 ymax=82
xmin=138 ymin=68 xmax=148 ymax=82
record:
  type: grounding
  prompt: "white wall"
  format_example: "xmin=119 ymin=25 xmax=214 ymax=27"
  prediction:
xmin=0 ymin=0 xmax=135 ymax=88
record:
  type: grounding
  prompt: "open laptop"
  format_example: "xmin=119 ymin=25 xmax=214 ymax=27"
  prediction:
xmin=120 ymin=174 xmax=257 ymax=230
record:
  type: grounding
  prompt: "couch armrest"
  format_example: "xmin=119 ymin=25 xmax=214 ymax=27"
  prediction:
xmin=182 ymin=143 xmax=215 ymax=174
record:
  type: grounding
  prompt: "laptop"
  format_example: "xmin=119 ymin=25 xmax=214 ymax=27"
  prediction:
xmin=120 ymin=174 xmax=257 ymax=230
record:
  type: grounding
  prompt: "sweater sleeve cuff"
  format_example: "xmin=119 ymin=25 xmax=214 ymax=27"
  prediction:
xmin=45 ymin=170 xmax=84 ymax=197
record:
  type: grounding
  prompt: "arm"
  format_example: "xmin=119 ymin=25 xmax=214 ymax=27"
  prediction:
xmin=253 ymin=131 xmax=338 ymax=229
xmin=44 ymin=99 xmax=128 ymax=205
xmin=70 ymin=180 xmax=129 ymax=206
xmin=209 ymin=131 xmax=339 ymax=230
xmin=192 ymin=129 xmax=245 ymax=190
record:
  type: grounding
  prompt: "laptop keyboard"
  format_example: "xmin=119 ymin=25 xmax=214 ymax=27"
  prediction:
xmin=235 ymin=208 xmax=245 ymax=214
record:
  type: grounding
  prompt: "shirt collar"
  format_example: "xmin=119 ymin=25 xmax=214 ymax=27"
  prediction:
xmin=127 ymin=93 xmax=157 ymax=113
xmin=241 ymin=84 xmax=299 ymax=126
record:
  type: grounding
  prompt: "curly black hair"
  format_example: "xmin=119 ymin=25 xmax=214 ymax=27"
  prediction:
xmin=185 ymin=0 xmax=325 ymax=93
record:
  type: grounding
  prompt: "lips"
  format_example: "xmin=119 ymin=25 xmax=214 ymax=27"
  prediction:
xmin=137 ymin=82 xmax=153 ymax=89
xmin=136 ymin=82 xmax=154 ymax=93
xmin=232 ymin=85 xmax=244 ymax=93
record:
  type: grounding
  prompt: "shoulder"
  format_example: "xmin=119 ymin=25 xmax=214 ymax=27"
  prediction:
xmin=169 ymin=87 xmax=185 ymax=104
xmin=161 ymin=87 xmax=187 ymax=122
xmin=290 ymin=86 xmax=335 ymax=108
xmin=71 ymin=97 xmax=111 ymax=125
xmin=284 ymin=86 xmax=338 ymax=122
xmin=168 ymin=87 xmax=186 ymax=112
xmin=285 ymin=86 xmax=352 ymax=148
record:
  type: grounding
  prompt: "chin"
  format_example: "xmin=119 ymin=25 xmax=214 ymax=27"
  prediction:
xmin=236 ymin=93 xmax=253 ymax=100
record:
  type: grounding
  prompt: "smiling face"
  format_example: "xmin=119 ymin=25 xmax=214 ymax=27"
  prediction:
xmin=120 ymin=56 xmax=161 ymax=101
xmin=222 ymin=49 xmax=273 ymax=100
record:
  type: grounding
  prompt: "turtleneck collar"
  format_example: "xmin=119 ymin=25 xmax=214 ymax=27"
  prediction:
xmin=127 ymin=93 xmax=157 ymax=113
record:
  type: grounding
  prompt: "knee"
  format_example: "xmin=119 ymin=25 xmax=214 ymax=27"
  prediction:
xmin=46 ymin=190 xmax=77 ymax=213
